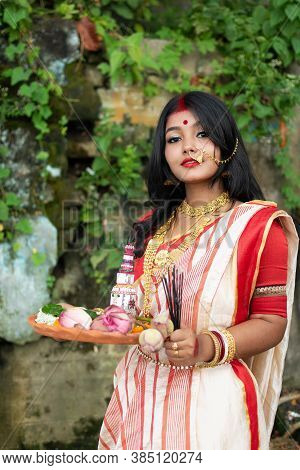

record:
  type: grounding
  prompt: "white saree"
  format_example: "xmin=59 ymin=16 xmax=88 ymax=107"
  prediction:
xmin=98 ymin=200 xmax=299 ymax=450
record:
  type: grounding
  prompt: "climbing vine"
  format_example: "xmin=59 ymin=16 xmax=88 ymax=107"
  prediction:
xmin=0 ymin=0 xmax=65 ymax=258
xmin=74 ymin=109 xmax=151 ymax=285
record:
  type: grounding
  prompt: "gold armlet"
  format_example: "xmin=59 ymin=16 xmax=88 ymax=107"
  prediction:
xmin=252 ymin=284 xmax=286 ymax=298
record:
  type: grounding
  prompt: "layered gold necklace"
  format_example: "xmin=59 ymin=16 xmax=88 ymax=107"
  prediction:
xmin=141 ymin=191 xmax=231 ymax=318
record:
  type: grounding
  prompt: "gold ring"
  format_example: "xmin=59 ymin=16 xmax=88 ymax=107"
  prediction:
xmin=171 ymin=342 xmax=178 ymax=351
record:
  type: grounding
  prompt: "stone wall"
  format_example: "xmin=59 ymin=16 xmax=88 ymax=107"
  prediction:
xmin=0 ymin=338 xmax=131 ymax=449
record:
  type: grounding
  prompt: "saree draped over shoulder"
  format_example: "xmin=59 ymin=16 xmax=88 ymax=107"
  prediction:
xmin=98 ymin=200 xmax=299 ymax=450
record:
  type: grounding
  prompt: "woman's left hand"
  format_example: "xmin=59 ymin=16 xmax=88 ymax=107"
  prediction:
xmin=164 ymin=327 xmax=200 ymax=366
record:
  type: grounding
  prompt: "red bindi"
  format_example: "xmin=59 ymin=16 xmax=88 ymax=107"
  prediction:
xmin=183 ymin=120 xmax=188 ymax=125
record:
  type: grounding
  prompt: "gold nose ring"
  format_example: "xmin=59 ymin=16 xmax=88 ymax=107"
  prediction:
xmin=188 ymin=148 xmax=205 ymax=163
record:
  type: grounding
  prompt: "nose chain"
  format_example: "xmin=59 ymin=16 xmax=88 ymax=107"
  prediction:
xmin=187 ymin=138 xmax=239 ymax=165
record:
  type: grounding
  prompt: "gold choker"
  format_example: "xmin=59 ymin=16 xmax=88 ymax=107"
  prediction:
xmin=177 ymin=191 xmax=231 ymax=218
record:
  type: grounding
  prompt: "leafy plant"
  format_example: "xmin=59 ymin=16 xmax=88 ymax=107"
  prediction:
xmin=41 ymin=303 xmax=64 ymax=316
xmin=74 ymin=109 xmax=148 ymax=284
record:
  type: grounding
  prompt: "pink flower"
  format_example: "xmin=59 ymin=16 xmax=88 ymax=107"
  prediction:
xmin=59 ymin=307 xmax=92 ymax=330
xmin=90 ymin=304 xmax=134 ymax=334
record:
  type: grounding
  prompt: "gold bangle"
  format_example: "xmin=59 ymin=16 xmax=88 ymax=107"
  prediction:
xmin=195 ymin=330 xmax=221 ymax=368
xmin=220 ymin=328 xmax=237 ymax=362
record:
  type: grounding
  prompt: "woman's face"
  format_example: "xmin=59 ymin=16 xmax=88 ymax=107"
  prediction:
xmin=164 ymin=109 xmax=221 ymax=183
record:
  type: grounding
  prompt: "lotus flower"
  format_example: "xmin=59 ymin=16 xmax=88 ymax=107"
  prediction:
xmin=150 ymin=312 xmax=174 ymax=340
xmin=139 ymin=328 xmax=164 ymax=353
xmin=90 ymin=305 xmax=134 ymax=334
xmin=59 ymin=307 xmax=92 ymax=330
xmin=89 ymin=316 xmax=110 ymax=332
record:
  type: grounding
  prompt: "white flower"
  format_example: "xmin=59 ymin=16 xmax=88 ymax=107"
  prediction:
xmin=153 ymin=311 xmax=169 ymax=324
xmin=35 ymin=310 xmax=57 ymax=326
xmin=45 ymin=165 xmax=61 ymax=178
xmin=139 ymin=328 xmax=164 ymax=353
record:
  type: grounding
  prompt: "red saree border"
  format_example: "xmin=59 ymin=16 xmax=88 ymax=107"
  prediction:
xmin=232 ymin=206 xmax=280 ymax=324
xmin=230 ymin=359 xmax=260 ymax=450
xmin=249 ymin=210 xmax=288 ymax=300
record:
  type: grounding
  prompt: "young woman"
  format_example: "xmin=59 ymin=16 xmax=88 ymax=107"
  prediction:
xmin=97 ymin=91 xmax=299 ymax=450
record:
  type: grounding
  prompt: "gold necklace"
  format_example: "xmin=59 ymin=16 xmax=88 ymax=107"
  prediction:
xmin=153 ymin=212 xmax=208 ymax=271
xmin=141 ymin=191 xmax=231 ymax=318
xmin=150 ymin=213 xmax=210 ymax=293
xmin=177 ymin=191 xmax=230 ymax=218
xmin=153 ymin=192 xmax=230 ymax=270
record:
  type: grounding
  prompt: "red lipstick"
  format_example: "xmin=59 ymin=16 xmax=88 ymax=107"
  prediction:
xmin=181 ymin=158 xmax=202 ymax=168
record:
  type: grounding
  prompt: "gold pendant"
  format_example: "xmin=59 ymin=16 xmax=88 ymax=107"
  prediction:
xmin=154 ymin=249 xmax=170 ymax=267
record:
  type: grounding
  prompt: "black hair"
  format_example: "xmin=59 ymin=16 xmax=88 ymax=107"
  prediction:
xmin=130 ymin=90 xmax=265 ymax=257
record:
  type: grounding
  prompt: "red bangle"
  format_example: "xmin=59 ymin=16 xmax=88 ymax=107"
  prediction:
xmin=193 ymin=336 xmax=199 ymax=358
xmin=211 ymin=331 xmax=225 ymax=362
xmin=193 ymin=332 xmax=225 ymax=362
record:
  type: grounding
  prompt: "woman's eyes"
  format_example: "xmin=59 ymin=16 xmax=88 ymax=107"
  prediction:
xmin=167 ymin=131 xmax=207 ymax=144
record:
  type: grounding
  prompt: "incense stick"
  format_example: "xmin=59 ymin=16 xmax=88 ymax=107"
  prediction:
xmin=161 ymin=265 xmax=184 ymax=330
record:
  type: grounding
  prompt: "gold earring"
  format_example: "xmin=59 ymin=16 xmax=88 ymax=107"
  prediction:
xmin=164 ymin=179 xmax=175 ymax=186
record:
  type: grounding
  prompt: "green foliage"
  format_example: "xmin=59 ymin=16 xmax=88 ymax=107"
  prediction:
xmin=90 ymin=0 xmax=300 ymax=206
xmin=36 ymin=150 xmax=49 ymax=161
xmin=74 ymin=110 xmax=148 ymax=283
xmin=31 ymin=250 xmax=47 ymax=267
xmin=0 ymin=1 xmax=64 ymax=252
xmin=14 ymin=218 xmax=33 ymax=234
xmin=41 ymin=303 xmax=64 ymax=316
xmin=0 ymin=167 xmax=11 ymax=180
xmin=0 ymin=201 xmax=9 ymax=221
xmin=54 ymin=1 xmax=80 ymax=19
xmin=46 ymin=274 xmax=56 ymax=291
xmin=76 ymin=109 xmax=148 ymax=198
xmin=83 ymin=308 xmax=98 ymax=320
xmin=0 ymin=168 xmax=33 ymax=243
xmin=1 ymin=0 xmax=63 ymax=141
xmin=2 ymin=1 xmax=31 ymax=30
